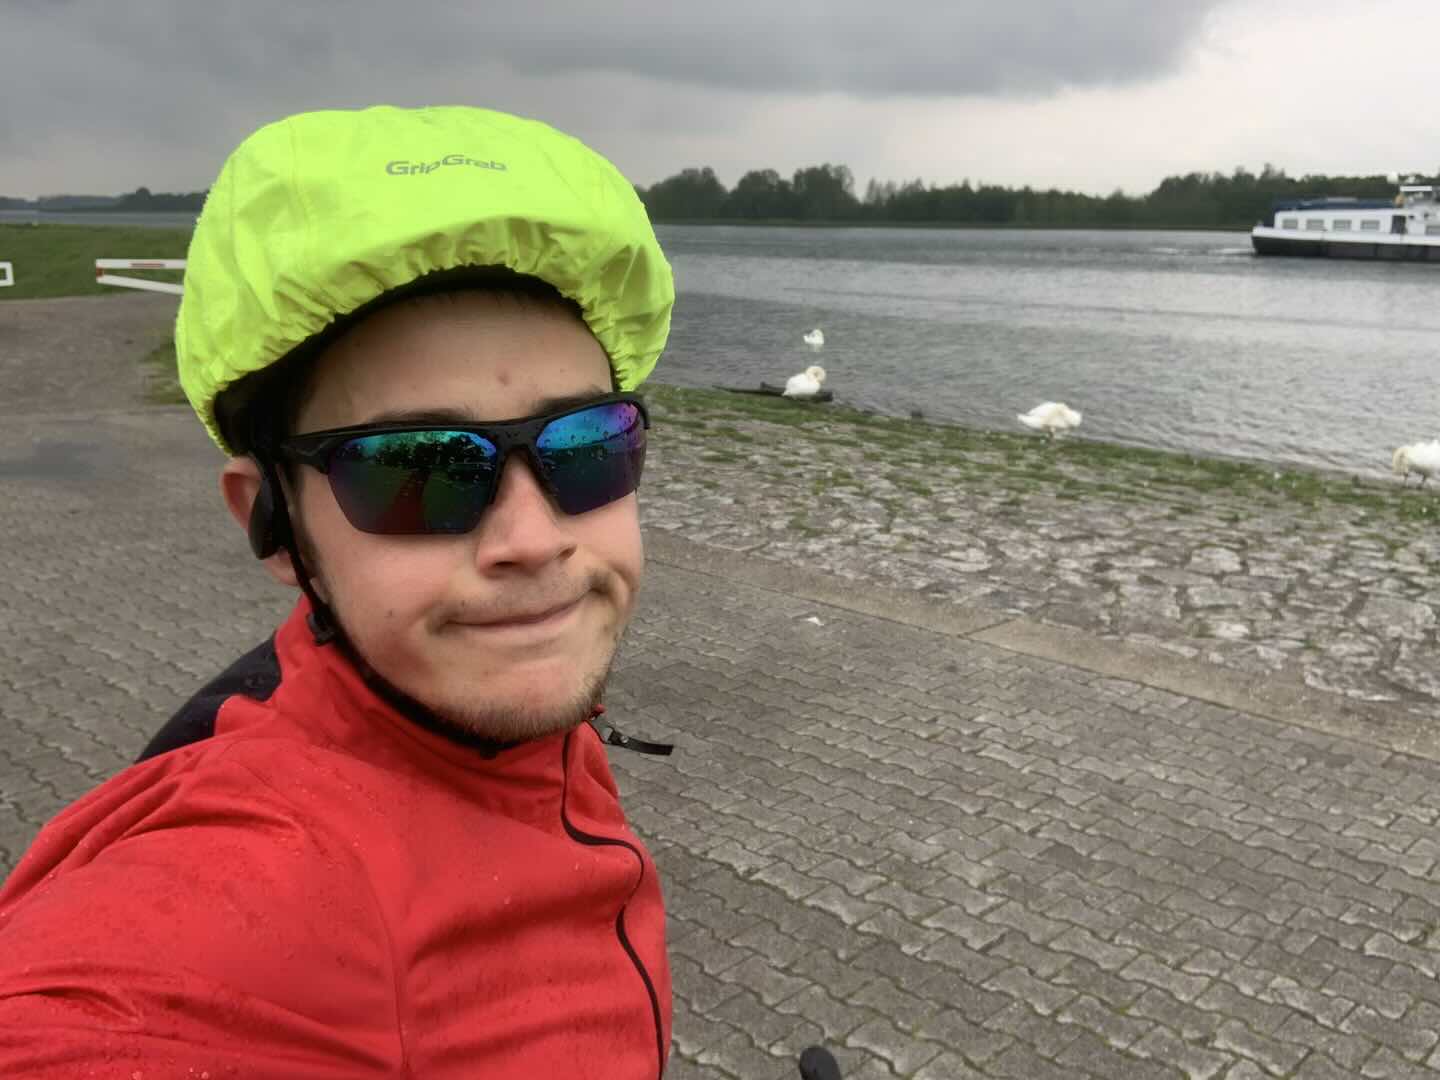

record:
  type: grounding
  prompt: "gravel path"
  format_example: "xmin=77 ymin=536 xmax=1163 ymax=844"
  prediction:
xmin=638 ymin=387 xmax=1440 ymax=720
xmin=0 ymin=293 xmax=177 ymax=413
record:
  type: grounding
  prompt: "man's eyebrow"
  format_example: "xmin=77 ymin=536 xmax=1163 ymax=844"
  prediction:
xmin=362 ymin=388 xmax=612 ymax=426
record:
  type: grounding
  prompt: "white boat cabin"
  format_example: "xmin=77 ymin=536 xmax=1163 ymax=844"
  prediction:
xmin=1270 ymin=185 xmax=1440 ymax=237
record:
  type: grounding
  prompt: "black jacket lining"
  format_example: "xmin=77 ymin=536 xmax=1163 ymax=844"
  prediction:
xmin=136 ymin=636 xmax=280 ymax=763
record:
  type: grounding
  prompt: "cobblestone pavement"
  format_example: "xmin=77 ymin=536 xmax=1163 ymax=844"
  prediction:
xmin=638 ymin=387 xmax=1440 ymax=720
xmin=3 ymin=298 xmax=1440 ymax=1077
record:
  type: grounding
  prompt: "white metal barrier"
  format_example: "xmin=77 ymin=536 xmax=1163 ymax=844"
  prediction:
xmin=95 ymin=258 xmax=185 ymax=295
xmin=0 ymin=261 xmax=12 ymax=287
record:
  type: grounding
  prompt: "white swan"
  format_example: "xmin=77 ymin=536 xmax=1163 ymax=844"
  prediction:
xmin=1017 ymin=401 xmax=1082 ymax=438
xmin=783 ymin=365 xmax=827 ymax=399
xmin=803 ymin=328 xmax=825 ymax=348
xmin=1392 ymin=440 xmax=1440 ymax=484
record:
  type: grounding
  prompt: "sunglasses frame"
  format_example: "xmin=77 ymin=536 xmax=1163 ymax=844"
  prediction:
xmin=274 ymin=391 xmax=649 ymax=525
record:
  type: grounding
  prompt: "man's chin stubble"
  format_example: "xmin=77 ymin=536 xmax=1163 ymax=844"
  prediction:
xmin=427 ymin=609 xmax=627 ymax=742
xmin=432 ymin=662 xmax=613 ymax=742
xmin=315 ymin=555 xmax=632 ymax=742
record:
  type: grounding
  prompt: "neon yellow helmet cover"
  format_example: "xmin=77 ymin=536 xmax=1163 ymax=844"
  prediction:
xmin=176 ymin=105 xmax=674 ymax=454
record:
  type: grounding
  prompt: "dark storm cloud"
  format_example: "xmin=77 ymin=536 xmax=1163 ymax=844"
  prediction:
xmin=0 ymin=0 xmax=1234 ymax=193
xmin=469 ymin=3 xmax=1229 ymax=97
xmin=7 ymin=1 xmax=1229 ymax=101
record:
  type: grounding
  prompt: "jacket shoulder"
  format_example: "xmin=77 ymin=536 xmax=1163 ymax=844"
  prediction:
xmin=137 ymin=634 xmax=281 ymax=762
xmin=0 ymin=752 xmax=402 ymax=1073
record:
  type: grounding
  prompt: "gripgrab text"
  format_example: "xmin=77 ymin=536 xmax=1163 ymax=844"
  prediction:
xmin=385 ymin=155 xmax=508 ymax=176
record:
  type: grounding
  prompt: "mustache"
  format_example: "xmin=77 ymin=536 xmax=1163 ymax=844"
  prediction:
xmin=445 ymin=568 xmax=616 ymax=624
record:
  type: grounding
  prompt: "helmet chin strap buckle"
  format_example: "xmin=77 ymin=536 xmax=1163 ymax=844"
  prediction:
xmin=588 ymin=705 xmax=673 ymax=756
xmin=307 ymin=609 xmax=338 ymax=646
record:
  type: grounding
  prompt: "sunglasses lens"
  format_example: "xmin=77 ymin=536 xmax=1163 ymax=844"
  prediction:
xmin=328 ymin=430 xmax=497 ymax=534
xmin=537 ymin=401 xmax=647 ymax=515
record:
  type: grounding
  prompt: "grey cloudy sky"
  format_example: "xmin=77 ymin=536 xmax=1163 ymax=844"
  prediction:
xmin=2 ymin=0 xmax=1435 ymax=199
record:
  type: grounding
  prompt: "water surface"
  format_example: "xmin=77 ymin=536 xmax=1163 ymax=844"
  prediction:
xmin=657 ymin=225 xmax=1440 ymax=477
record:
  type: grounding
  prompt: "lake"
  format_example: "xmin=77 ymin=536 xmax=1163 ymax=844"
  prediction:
xmin=656 ymin=225 xmax=1440 ymax=478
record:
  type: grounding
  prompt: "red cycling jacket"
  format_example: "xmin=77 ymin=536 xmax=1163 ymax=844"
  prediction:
xmin=0 ymin=599 xmax=671 ymax=1078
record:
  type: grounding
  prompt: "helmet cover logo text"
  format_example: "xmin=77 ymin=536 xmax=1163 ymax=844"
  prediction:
xmin=385 ymin=154 xmax=508 ymax=176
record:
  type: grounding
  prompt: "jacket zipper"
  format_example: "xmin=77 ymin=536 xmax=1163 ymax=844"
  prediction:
xmin=559 ymin=729 xmax=665 ymax=1079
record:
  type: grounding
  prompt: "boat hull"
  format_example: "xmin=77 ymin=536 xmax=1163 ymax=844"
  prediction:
xmin=1251 ymin=230 xmax=1440 ymax=261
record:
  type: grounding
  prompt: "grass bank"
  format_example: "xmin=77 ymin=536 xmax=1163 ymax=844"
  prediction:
xmin=0 ymin=223 xmax=189 ymax=300
xmin=640 ymin=384 xmax=1440 ymax=529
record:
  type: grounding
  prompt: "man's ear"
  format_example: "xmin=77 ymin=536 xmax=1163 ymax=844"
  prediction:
xmin=220 ymin=457 xmax=300 ymax=588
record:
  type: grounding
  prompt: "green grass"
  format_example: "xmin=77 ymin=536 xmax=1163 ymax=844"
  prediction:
xmin=0 ymin=223 xmax=190 ymax=300
xmin=641 ymin=381 xmax=1440 ymax=528
xmin=707 ymin=424 xmax=756 ymax=444
xmin=141 ymin=337 xmax=186 ymax=404
xmin=786 ymin=513 xmax=823 ymax=537
xmin=640 ymin=384 xmax=838 ymax=429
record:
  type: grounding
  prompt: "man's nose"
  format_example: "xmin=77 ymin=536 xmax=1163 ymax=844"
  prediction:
xmin=470 ymin=454 xmax=576 ymax=571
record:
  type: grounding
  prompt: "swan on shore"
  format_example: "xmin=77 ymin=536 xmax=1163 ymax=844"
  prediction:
xmin=1017 ymin=401 xmax=1082 ymax=438
xmin=783 ymin=365 xmax=827 ymax=399
xmin=1392 ymin=440 xmax=1440 ymax=484
xmin=803 ymin=328 xmax=825 ymax=348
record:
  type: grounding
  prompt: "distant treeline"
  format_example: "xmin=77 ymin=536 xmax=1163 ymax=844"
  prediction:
xmin=636 ymin=164 xmax=1439 ymax=229
xmin=7 ymin=166 xmax=1438 ymax=229
xmin=0 ymin=187 xmax=207 ymax=212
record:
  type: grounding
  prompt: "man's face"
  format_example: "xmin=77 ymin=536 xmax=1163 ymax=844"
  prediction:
xmin=289 ymin=291 xmax=643 ymax=742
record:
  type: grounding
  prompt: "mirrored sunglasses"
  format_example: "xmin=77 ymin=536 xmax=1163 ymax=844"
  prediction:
xmin=276 ymin=394 xmax=648 ymax=535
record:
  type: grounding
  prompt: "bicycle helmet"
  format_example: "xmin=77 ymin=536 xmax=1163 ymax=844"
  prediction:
xmin=175 ymin=104 xmax=674 ymax=455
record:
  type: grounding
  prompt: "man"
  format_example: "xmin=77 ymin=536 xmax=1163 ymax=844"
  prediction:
xmin=0 ymin=105 xmax=675 ymax=1077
